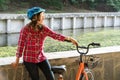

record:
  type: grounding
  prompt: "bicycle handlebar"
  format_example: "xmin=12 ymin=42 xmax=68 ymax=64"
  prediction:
xmin=76 ymin=42 xmax=100 ymax=54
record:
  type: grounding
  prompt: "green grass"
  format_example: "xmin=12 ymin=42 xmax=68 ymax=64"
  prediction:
xmin=76 ymin=29 xmax=120 ymax=46
xmin=0 ymin=46 xmax=17 ymax=57
xmin=0 ymin=29 xmax=120 ymax=57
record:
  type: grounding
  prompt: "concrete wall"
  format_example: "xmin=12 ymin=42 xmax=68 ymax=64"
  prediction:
xmin=0 ymin=46 xmax=120 ymax=80
xmin=0 ymin=52 xmax=120 ymax=80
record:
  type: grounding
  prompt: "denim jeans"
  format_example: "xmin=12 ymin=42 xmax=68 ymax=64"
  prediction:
xmin=24 ymin=59 xmax=55 ymax=80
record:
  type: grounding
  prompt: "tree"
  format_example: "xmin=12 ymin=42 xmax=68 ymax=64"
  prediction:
xmin=0 ymin=0 xmax=10 ymax=11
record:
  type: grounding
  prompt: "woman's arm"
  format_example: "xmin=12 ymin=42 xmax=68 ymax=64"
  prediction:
xmin=11 ymin=27 xmax=27 ymax=68
xmin=44 ymin=26 xmax=78 ymax=46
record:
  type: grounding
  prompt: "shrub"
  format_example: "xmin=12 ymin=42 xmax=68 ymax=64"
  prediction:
xmin=34 ymin=0 xmax=63 ymax=10
xmin=0 ymin=0 xmax=10 ymax=11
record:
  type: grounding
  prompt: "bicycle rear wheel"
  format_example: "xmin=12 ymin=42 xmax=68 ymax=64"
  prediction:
xmin=80 ymin=69 xmax=94 ymax=80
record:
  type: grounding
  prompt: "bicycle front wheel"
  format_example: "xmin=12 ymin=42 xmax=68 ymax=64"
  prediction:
xmin=80 ymin=69 xmax=94 ymax=80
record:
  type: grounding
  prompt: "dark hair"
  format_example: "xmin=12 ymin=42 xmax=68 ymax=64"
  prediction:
xmin=29 ymin=12 xmax=43 ymax=30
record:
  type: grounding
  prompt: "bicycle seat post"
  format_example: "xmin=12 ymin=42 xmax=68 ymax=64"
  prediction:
xmin=58 ymin=74 xmax=64 ymax=80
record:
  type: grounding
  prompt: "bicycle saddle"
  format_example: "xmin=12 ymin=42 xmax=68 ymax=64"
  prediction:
xmin=51 ymin=65 xmax=66 ymax=74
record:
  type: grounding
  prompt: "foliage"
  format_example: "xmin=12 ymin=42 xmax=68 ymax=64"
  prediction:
xmin=28 ymin=0 xmax=63 ymax=10
xmin=47 ymin=0 xmax=63 ymax=10
xmin=68 ymin=0 xmax=120 ymax=11
xmin=93 ymin=0 xmax=120 ymax=11
xmin=0 ymin=0 xmax=10 ymax=11
xmin=106 ymin=0 xmax=120 ymax=11
xmin=0 ymin=0 xmax=120 ymax=12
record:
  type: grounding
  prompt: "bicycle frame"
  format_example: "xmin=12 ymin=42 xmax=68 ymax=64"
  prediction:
xmin=52 ymin=42 xmax=100 ymax=80
xmin=76 ymin=55 xmax=88 ymax=80
xmin=75 ymin=42 xmax=100 ymax=80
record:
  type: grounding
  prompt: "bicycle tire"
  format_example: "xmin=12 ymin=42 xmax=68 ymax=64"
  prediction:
xmin=80 ymin=69 xmax=94 ymax=80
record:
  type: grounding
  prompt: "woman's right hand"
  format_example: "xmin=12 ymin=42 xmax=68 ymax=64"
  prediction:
xmin=11 ymin=57 xmax=19 ymax=69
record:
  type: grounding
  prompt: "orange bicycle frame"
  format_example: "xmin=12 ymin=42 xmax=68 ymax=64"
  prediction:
xmin=76 ymin=62 xmax=88 ymax=80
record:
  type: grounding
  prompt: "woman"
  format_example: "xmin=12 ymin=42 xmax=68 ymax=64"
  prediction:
xmin=12 ymin=7 xmax=78 ymax=80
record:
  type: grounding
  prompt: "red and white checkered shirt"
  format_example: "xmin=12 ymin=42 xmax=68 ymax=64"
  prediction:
xmin=16 ymin=24 xmax=66 ymax=63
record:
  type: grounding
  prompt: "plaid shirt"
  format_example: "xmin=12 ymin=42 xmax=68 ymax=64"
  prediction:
xmin=16 ymin=24 xmax=66 ymax=63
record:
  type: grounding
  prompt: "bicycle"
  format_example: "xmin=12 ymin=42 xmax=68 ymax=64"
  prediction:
xmin=51 ymin=42 xmax=100 ymax=80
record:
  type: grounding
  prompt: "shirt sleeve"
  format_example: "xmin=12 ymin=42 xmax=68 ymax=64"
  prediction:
xmin=16 ymin=27 xmax=27 ymax=58
xmin=44 ymin=26 xmax=66 ymax=41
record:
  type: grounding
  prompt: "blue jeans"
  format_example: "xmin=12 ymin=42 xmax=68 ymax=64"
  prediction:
xmin=24 ymin=59 xmax=55 ymax=80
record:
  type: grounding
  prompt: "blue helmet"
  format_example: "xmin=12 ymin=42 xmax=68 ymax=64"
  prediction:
xmin=27 ymin=7 xmax=45 ymax=19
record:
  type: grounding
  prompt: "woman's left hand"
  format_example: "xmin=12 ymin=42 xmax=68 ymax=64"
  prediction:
xmin=70 ymin=37 xmax=78 ymax=46
xmin=65 ymin=37 xmax=78 ymax=46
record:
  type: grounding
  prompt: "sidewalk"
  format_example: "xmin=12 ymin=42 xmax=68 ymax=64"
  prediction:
xmin=46 ymin=46 xmax=120 ymax=59
xmin=0 ymin=46 xmax=120 ymax=66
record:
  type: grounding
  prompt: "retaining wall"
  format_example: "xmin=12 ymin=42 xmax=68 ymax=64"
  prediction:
xmin=0 ymin=12 xmax=120 ymax=34
xmin=0 ymin=12 xmax=120 ymax=46
xmin=0 ymin=46 xmax=120 ymax=80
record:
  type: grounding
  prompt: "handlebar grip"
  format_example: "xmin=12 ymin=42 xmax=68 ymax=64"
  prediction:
xmin=91 ymin=42 xmax=100 ymax=46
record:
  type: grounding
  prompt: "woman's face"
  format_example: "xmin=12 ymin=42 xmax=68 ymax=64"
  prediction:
xmin=37 ymin=12 xmax=45 ymax=25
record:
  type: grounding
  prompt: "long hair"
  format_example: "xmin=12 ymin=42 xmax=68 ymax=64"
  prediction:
xmin=29 ymin=12 xmax=43 ymax=30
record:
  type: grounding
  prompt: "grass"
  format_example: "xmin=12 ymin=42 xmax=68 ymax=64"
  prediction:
xmin=0 ymin=28 xmax=120 ymax=57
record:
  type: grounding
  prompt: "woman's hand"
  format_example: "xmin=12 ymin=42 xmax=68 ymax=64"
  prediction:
xmin=69 ymin=37 xmax=78 ymax=46
xmin=11 ymin=57 xmax=19 ymax=69
xmin=70 ymin=37 xmax=78 ymax=46
xmin=65 ymin=37 xmax=78 ymax=46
